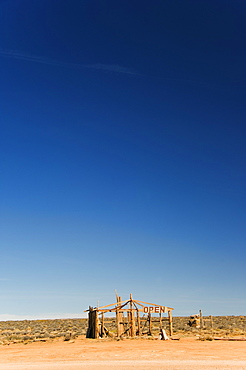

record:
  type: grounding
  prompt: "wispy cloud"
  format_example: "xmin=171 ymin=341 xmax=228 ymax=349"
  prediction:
xmin=0 ymin=48 xmax=136 ymax=75
xmin=0 ymin=48 xmax=64 ymax=66
xmin=0 ymin=48 xmax=215 ymax=87
xmin=0 ymin=313 xmax=86 ymax=321
xmin=84 ymin=63 xmax=136 ymax=75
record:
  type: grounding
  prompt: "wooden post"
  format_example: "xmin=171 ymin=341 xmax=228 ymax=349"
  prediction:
xmin=116 ymin=307 xmax=119 ymax=337
xmin=121 ymin=308 xmax=125 ymax=335
xmin=199 ymin=309 xmax=203 ymax=329
xmin=136 ymin=308 xmax=141 ymax=336
xmin=159 ymin=312 xmax=162 ymax=332
xmin=86 ymin=307 xmax=99 ymax=339
xmin=127 ymin=311 xmax=131 ymax=337
xmin=116 ymin=296 xmax=122 ymax=337
xmin=129 ymin=293 xmax=135 ymax=337
xmin=101 ymin=312 xmax=105 ymax=337
xmin=86 ymin=306 xmax=93 ymax=338
xmin=118 ymin=296 xmax=124 ymax=336
xmin=168 ymin=310 xmax=173 ymax=336
xmin=95 ymin=309 xmax=99 ymax=338
xmin=148 ymin=313 xmax=152 ymax=336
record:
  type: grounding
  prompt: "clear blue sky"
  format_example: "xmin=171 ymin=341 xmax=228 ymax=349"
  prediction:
xmin=0 ymin=0 xmax=245 ymax=319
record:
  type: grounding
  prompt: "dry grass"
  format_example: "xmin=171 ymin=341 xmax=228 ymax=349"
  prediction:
xmin=0 ymin=316 xmax=245 ymax=345
xmin=0 ymin=319 xmax=87 ymax=345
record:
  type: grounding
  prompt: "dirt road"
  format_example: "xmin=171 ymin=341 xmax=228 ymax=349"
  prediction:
xmin=0 ymin=337 xmax=245 ymax=369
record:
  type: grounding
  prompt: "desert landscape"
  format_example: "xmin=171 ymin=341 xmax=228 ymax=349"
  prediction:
xmin=0 ymin=316 xmax=245 ymax=369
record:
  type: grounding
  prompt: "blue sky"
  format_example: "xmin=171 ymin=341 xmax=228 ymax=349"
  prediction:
xmin=0 ymin=0 xmax=245 ymax=319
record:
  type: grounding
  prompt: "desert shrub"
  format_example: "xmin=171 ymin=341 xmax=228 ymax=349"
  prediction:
xmin=23 ymin=335 xmax=34 ymax=341
xmin=0 ymin=316 xmax=244 ymax=343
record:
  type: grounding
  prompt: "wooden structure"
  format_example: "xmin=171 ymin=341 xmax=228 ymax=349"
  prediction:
xmin=188 ymin=310 xmax=214 ymax=336
xmin=85 ymin=294 xmax=174 ymax=339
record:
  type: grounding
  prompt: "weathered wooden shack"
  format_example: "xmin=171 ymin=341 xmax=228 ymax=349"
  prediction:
xmin=85 ymin=294 xmax=174 ymax=339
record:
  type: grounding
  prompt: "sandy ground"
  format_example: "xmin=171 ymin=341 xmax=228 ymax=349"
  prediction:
xmin=0 ymin=336 xmax=246 ymax=369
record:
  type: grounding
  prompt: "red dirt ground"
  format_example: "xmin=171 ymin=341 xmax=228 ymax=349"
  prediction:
xmin=0 ymin=336 xmax=246 ymax=369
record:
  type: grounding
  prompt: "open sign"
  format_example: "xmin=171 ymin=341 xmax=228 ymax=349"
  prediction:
xmin=143 ymin=306 xmax=166 ymax=313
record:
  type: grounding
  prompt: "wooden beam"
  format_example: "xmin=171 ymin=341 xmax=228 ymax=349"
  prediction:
xmin=85 ymin=299 xmax=130 ymax=312
xmin=133 ymin=301 xmax=141 ymax=336
xmin=96 ymin=307 xmax=144 ymax=313
xmin=148 ymin=313 xmax=152 ymax=336
xmin=214 ymin=337 xmax=246 ymax=341
xmin=199 ymin=309 xmax=203 ymax=329
xmin=131 ymin=300 xmax=146 ymax=308
xmin=116 ymin=295 xmax=124 ymax=337
xmin=95 ymin=310 xmax=99 ymax=339
xmin=100 ymin=312 xmax=105 ymax=337
xmin=159 ymin=312 xmax=162 ymax=332
xmin=95 ymin=299 xmax=130 ymax=310
xmin=129 ymin=293 xmax=136 ymax=337
xmin=168 ymin=310 xmax=173 ymax=336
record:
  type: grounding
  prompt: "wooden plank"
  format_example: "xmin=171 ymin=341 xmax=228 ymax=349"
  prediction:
xmin=86 ymin=301 xmax=173 ymax=312
xmin=148 ymin=313 xmax=152 ymax=336
xmin=97 ymin=301 xmax=129 ymax=313
xmin=97 ymin=308 xmax=143 ymax=313
xmin=100 ymin=312 xmax=105 ymax=337
xmin=132 ymin=300 xmax=146 ymax=308
xmin=159 ymin=312 xmax=162 ymax=331
xmin=95 ymin=310 xmax=99 ymax=339
xmin=116 ymin=307 xmax=120 ymax=337
xmin=85 ymin=299 xmax=173 ymax=312
xmin=116 ymin=295 xmax=124 ymax=337
xmin=118 ymin=296 xmax=124 ymax=336
xmin=168 ymin=310 xmax=173 ymax=336
xmin=213 ymin=337 xmax=246 ymax=341
xmin=86 ymin=307 xmax=93 ymax=338
xmin=137 ymin=309 xmax=141 ymax=336
xmin=97 ymin=307 xmax=171 ymax=313
xmin=129 ymin=293 xmax=136 ymax=337
xmin=200 ymin=309 xmax=203 ymax=329
xmin=95 ymin=299 xmax=129 ymax=310
xmin=132 ymin=301 xmax=141 ymax=336
xmin=160 ymin=329 xmax=169 ymax=340
xmin=84 ymin=300 xmax=129 ymax=311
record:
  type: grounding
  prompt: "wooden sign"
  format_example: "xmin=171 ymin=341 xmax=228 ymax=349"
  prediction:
xmin=143 ymin=306 xmax=167 ymax=313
